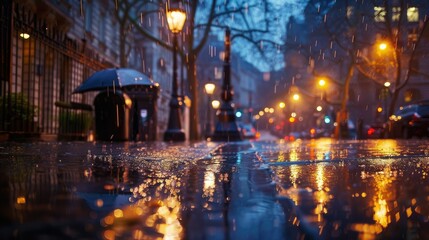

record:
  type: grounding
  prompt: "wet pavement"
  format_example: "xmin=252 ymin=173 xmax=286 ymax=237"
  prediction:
xmin=1 ymin=137 xmax=429 ymax=239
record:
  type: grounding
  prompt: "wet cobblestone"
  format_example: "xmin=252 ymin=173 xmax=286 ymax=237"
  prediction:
xmin=1 ymin=138 xmax=429 ymax=239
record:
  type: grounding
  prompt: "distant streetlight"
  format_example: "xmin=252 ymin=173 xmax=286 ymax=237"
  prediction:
xmin=317 ymin=78 xmax=328 ymax=101
xmin=384 ymin=81 xmax=391 ymax=87
xmin=204 ymin=82 xmax=216 ymax=138
xmin=279 ymin=102 xmax=286 ymax=109
xmin=164 ymin=7 xmax=186 ymax=142
xmin=205 ymin=82 xmax=215 ymax=95
xmin=292 ymin=93 xmax=300 ymax=101
xmin=379 ymin=42 xmax=388 ymax=51
xmin=19 ymin=33 xmax=30 ymax=39
xmin=211 ymin=100 xmax=220 ymax=109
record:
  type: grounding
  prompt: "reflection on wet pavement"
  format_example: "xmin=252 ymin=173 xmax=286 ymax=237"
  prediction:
xmin=1 ymin=139 xmax=429 ymax=239
xmin=253 ymin=139 xmax=429 ymax=239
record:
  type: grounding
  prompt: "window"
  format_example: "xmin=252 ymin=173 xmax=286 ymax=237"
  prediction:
xmin=407 ymin=7 xmax=418 ymax=22
xmin=347 ymin=6 xmax=354 ymax=19
xmin=99 ymin=14 xmax=106 ymax=42
xmin=392 ymin=7 xmax=401 ymax=21
xmin=374 ymin=7 xmax=386 ymax=22
xmin=84 ymin=1 xmax=93 ymax=32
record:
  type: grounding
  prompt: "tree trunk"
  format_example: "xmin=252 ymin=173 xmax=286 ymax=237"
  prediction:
xmin=335 ymin=61 xmax=354 ymax=139
xmin=188 ymin=55 xmax=200 ymax=140
xmin=388 ymin=47 xmax=403 ymax=117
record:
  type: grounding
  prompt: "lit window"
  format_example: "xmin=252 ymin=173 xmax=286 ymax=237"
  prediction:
xmin=214 ymin=67 xmax=222 ymax=80
xmin=407 ymin=7 xmax=418 ymax=22
xmin=392 ymin=7 xmax=401 ymax=21
xmin=374 ymin=7 xmax=386 ymax=22
xmin=347 ymin=6 xmax=354 ymax=19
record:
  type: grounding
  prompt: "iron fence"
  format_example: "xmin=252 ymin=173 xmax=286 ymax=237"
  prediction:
xmin=0 ymin=1 xmax=111 ymax=140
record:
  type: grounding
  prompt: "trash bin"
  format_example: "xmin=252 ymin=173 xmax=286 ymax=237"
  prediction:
xmin=123 ymin=85 xmax=159 ymax=141
xmin=94 ymin=90 xmax=131 ymax=141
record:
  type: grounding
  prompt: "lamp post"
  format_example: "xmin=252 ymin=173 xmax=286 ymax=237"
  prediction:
xmin=212 ymin=28 xmax=242 ymax=141
xmin=318 ymin=78 xmax=327 ymax=101
xmin=204 ymin=82 xmax=215 ymax=138
xmin=383 ymin=81 xmax=391 ymax=121
xmin=164 ymin=8 xmax=186 ymax=142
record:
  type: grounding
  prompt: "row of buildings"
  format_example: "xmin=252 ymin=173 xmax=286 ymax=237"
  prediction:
xmin=258 ymin=0 xmax=429 ymax=137
xmin=0 ymin=0 xmax=261 ymax=141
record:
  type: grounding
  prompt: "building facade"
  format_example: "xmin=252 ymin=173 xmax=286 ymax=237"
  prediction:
xmin=0 ymin=0 xmax=175 ymax=141
xmin=282 ymin=0 xmax=429 ymax=135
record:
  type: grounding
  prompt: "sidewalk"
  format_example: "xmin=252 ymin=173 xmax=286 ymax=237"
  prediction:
xmin=2 ymin=138 xmax=429 ymax=239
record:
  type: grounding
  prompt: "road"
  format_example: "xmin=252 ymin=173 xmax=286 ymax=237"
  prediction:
xmin=0 ymin=137 xmax=429 ymax=239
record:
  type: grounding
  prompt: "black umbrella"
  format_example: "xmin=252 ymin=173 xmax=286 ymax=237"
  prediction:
xmin=73 ymin=68 xmax=154 ymax=93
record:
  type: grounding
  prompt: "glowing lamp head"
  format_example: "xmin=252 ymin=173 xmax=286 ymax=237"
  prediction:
xmin=211 ymin=100 xmax=220 ymax=109
xmin=166 ymin=8 xmax=187 ymax=33
xmin=292 ymin=93 xmax=300 ymax=101
xmin=379 ymin=42 xmax=387 ymax=51
xmin=204 ymin=83 xmax=215 ymax=95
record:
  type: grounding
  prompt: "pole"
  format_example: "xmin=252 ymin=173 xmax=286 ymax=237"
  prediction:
xmin=164 ymin=34 xmax=185 ymax=141
xmin=205 ymin=94 xmax=212 ymax=138
xmin=212 ymin=29 xmax=242 ymax=141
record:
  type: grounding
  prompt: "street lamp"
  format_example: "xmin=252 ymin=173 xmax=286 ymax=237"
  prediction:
xmin=318 ymin=78 xmax=326 ymax=87
xmin=292 ymin=93 xmax=300 ymax=101
xmin=164 ymin=8 xmax=186 ymax=142
xmin=383 ymin=81 xmax=391 ymax=121
xmin=317 ymin=78 xmax=327 ymax=101
xmin=204 ymin=82 xmax=216 ymax=138
xmin=212 ymin=29 xmax=242 ymax=141
xmin=379 ymin=42 xmax=388 ymax=51
xmin=212 ymin=100 xmax=220 ymax=109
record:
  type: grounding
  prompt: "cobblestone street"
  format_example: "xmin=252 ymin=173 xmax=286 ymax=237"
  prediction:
xmin=1 ymin=137 xmax=429 ymax=239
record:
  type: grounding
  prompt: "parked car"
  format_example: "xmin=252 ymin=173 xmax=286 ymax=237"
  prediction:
xmin=238 ymin=122 xmax=258 ymax=139
xmin=386 ymin=101 xmax=429 ymax=138
xmin=365 ymin=123 xmax=385 ymax=139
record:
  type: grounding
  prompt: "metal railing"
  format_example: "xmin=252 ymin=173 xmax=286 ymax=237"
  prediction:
xmin=1 ymin=1 xmax=111 ymax=141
